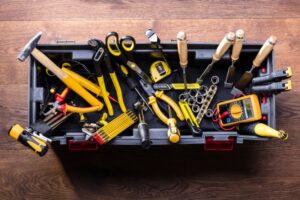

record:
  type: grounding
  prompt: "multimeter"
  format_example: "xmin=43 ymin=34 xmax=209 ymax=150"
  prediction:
xmin=216 ymin=94 xmax=262 ymax=127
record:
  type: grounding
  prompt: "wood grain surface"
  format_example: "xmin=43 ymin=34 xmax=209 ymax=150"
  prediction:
xmin=0 ymin=1 xmax=300 ymax=199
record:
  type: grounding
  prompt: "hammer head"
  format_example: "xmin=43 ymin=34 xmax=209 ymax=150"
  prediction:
xmin=18 ymin=31 xmax=42 ymax=62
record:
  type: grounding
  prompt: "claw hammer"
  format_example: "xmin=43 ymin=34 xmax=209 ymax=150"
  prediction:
xmin=18 ymin=32 xmax=103 ymax=109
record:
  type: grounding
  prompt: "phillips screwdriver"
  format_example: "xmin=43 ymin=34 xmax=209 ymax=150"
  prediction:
xmin=224 ymin=29 xmax=245 ymax=88
xmin=134 ymin=101 xmax=152 ymax=149
xmin=234 ymin=36 xmax=277 ymax=92
xmin=167 ymin=105 xmax=181 ymax=144
xmin=197 ymin=32 xmax=235 ymax=83
xmin=177 ymin=32 xmax=189 ymax=97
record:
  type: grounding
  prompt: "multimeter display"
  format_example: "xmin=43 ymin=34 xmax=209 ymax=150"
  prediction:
xmin=217 ymin=95 xmax=262 ymax=127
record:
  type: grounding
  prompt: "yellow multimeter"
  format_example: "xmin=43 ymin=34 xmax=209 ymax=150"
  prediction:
xmin=216 ymin=94 xmax=262 ymax=127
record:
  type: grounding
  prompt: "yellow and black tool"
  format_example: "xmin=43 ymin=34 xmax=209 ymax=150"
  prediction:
xmin=106 ymin=32 xmax=153 ymax=84
xmin=178 ymin=101 xmax=202 ymax=135
xmin=238 ymin=122 xmax=288 ymax=140
xmin=177 ymin=31 xmax=189 ymax=95
xmin=216 ymin=94 xmax=262 ymax=127
xmin=93 ymin=110 xmax=138 ymax=145
xmin=153 ymin=83 xmax=200 ymax=91
xmin=139 ymin=79 xmax=184 ymax=125
xmin=150 ymin=61 xmax=171 ymax=82
xmin=18 ymin=32 xmax=103 ymax=110
xmin=167 ymin=105 xmax=181 ymax=143
xmin=9 ymin=124 xmax=48 ymax=156
xmin=88 ymin=39 xmax=127 ymax=115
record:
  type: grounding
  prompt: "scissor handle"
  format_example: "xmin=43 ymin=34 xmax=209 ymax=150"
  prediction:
xmin=120 ymin=36 xmax=136 ymax=52
xmin=106 ymin=32 xmax=122 ymax=57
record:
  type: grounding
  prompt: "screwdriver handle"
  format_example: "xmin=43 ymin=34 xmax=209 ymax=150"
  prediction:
xmin=253 ymin=36 xmax=277 ymax=67
xmin=8 ymin=124 xmax=48 ymax=156
xmin=231 ymin=29 xmax=245 ymax=61
xmin=167 ymin=118 xmax=181 ymax=143
xmin=213 ymin=32 xmax=235 ymax=61
xmin=177 ymin=32 xmax=188 ymax=68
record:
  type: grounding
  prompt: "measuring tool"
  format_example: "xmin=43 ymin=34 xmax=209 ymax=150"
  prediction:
xmin=232 ymin=36 xmax=277 ymax=94
xmin=153 ymin=83 xmax=200 ymax=91
xmin=238 ymin=122 xmax=288 ymax=140
xmin=150 ymin=60 xmax=171 ymax=82
xmin=224 ymin=29 xmax=245 ymax=88
xmin=167 ymin=105 xmax=181 ymax=144
xmin=197 ymin=32 xmax=235 ymax=83
xmin=177 ymin=31 xmax=189 ymax=96
xmin=216 ymin=94 xmax=262 ymax=127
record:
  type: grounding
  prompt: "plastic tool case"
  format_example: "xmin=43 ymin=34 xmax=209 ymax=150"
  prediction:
xmin=28 ymin=42 xmax=274 ymax=151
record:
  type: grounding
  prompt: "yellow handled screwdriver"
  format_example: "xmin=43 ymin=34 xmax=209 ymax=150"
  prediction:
xmin=167 ymin=105 xmax=181 ymax=144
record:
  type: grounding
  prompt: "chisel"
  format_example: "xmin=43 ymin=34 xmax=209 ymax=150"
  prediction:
xmin=197 ymin=32 xmax=235 ymax=83
xmin=224 ymin=29 xmax=245 ymax=88
xmin=177 ymin=32 xmax=189 ymax=96
xmin=233 ymin=36 xmax=277 ymax=93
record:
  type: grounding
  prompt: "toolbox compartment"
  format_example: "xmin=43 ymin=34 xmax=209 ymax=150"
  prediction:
xmin=28 ymin=42 xmax=275 ymax=149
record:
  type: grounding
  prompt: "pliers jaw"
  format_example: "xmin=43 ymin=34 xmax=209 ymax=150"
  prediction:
xmin=139 ymin=79 xmax=155 ymax=96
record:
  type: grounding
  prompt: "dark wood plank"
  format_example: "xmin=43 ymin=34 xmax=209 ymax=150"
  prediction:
xmin=0 ymin=0 xmax=300 ymax=20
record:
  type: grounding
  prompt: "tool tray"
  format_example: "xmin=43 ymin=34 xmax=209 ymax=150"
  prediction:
xmin=29 ymin=42 xmax=275 ymax=149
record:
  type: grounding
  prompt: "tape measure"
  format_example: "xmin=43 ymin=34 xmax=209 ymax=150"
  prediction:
xmin=150 ymin=61 xmax=171 ymax=82
xmin=216 ymin=94 xmax=262 ymax=127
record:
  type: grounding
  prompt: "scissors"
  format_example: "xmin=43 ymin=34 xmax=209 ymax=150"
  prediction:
xmin=105 ymin=32 xmax=153 ymax=84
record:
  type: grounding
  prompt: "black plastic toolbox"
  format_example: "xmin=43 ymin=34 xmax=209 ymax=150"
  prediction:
xmin=28 ymin=42 xmax=274 ymax=150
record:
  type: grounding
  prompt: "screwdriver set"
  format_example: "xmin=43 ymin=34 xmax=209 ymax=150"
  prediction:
xmin=8 ymin=29 xmax=292 ymax=156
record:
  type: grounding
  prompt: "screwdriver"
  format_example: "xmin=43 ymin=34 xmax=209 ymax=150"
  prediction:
xmin=115 ymin=63 xmax=154 ymax=114
xmin=8 ymin=124 xmax=48 ymax=156
xmin=177 ymin=32 xmax=188 ymax=97
xmin=167 ymin=105 xmax=181 ymax=144
xmin=224 ymin=29 xmax=245 ymax=88
xmin=197 ymin=32 xmax=235 ymax=83
xmin=134 ymin=101 xmax=152 ymax=149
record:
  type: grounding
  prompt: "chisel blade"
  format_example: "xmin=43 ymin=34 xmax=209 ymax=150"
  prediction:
xmin=224 ymin=65 xmax=236 ymax=88
xmin=235 ymin=71 xmax=253 ymax=90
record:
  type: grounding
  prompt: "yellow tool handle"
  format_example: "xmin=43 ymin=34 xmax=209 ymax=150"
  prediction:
xmin=148 ymin=96 xmax=169 ymax=125
xmin=213 ymin=32 xmax=235 ymax=61
xmin=109 ymin=72 xmax=126 ymax=112
xmin=65 ymin=104 xmax=102 ymax=113
xmin=254 ymin=123 xmax=288 ymax=140
xmin=31 ymin=49 xmax=103 ymax=108
xmin=231 ymin=29 xmax=245 ymax=61
xmin=253 ymin=36 xmax=277 ymax=67
xmin=177 ymin=31 xmax=188 ymax=68
xmin=178 ymin=101 xmax=199 ymax=127
xmin=97 ymin=76 xmax=114 ymax=116
xmin=167 ymin=118 xmax=181 ymax=143
xmin=155 ymin=91 xmax=184 ymax=121
xmin=8 ymin=124 xmax=48 ymax=156
xmin=62 ymin=67 xmax=104 ymax=97
xmin=172 ymin=83 xmax=201 ymax=90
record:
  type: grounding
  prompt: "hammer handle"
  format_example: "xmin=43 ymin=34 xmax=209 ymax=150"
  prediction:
xmin=31 ymin=48 xmax=103 ymax=108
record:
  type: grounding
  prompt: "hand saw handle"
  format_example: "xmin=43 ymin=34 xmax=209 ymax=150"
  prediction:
xmin=253 ymin=35 xmax=277 ymax=67
xmin=177 ymin=31 xmax=188 ymax=68
xmin=213 ymin=32 xmax=235 ymax=61
xmin=231 ymin=29 xmax=245 ymax=61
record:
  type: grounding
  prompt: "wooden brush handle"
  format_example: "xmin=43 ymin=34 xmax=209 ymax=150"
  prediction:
xmin=213 ymin=32 xmax=235 ymax=61
xmin=231 ymin=29 xmax=245 ymax=61
xmin=177 ymin=31 xmax=188 ymax=68
xmin=253 ymin=35 xmax=277 ymax=67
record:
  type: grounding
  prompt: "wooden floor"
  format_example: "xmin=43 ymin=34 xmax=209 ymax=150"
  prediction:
xmin=0 ymin=0 xmax=300 ymax=199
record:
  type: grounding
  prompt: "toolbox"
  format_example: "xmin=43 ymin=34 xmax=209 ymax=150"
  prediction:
xmin=27 ymin=41 xmax=275 ymax=151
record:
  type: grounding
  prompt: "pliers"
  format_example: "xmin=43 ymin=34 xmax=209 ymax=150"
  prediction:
xmin=139 ymin=79 xmax=184 ymax=125
xmin=88 ymin=39 xmax=126 ymax=115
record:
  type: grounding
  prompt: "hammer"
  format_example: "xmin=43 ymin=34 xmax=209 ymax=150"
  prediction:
xmin=18 ymin=32 xmax=103 ymax=109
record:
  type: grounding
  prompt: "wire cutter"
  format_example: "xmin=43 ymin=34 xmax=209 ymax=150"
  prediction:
xmin=139 ymin=79 xmax=184 ymax=125
xmin=88 ymin=39 xmax=127 ymax=115
xmin=105 ymin=32 xmax=153 ymax=84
